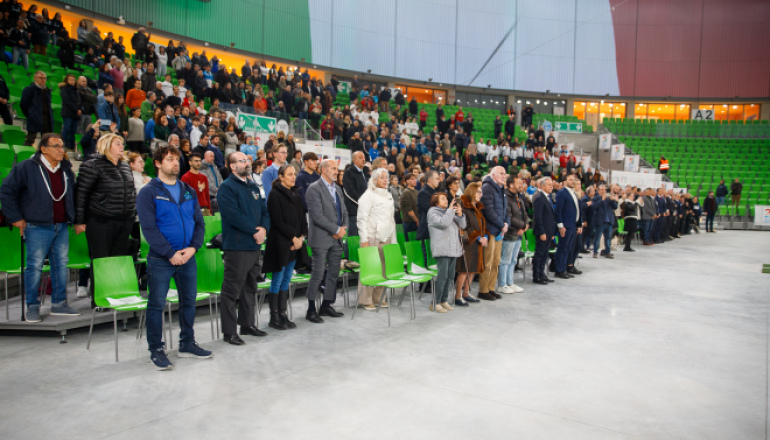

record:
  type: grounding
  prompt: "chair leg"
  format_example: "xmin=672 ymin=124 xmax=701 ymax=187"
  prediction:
xmin=113 ymin=309 xmax=119 ymax=363
xmin=208 ymin=296 xmax=215 ymax=340
xmin=342 ymin=273 xmax=349 ymax=308
xmin=410 ymin=283 xmax=416 ymax=320
xmin=86 ymin=307 xmax=97 ymax=349
xmin=351 ymin=283 xmax=360 ymax=321
xmin=136 ymin=309 xmax=145 ymax=340
xmin=5 ymin=273 xmax=9 ymax=321
xmin=214 ymin=294 xmax=220 ymax=339
xmin=386 ymin=288 xmax=391 ymax=328
xmin=288 ymin=284 xmax=295 ymax=320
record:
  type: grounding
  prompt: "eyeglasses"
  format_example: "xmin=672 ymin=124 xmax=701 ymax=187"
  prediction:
xmin=235 ymin=159 xmax=248 ymax=163
xmin=44 ymin=143 xmax=65 ymax=150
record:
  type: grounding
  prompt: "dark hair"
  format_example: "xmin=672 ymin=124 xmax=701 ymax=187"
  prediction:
xmin=153 ymin=145 xmax=181 ymax=170
xmin=302 ymin=151 xmax=318 ymax=161
xmin=272 ymin=164 xmax=294 ymax=188
xmin=446 ymin=176 xmax=460 ymax=188
xmin=430 ymin=192 xmax=448 ymax=207
xmin=38 ymin=133 xmax=63 ymax=151
xmin=190 ymin=152 xmax=203 ymax=160
xmin=104 ymin=91 xmax=114 ymax=98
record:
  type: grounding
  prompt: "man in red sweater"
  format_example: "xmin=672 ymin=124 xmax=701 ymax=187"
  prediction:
xmin=180 ymin=153 xmax=211 ymax=215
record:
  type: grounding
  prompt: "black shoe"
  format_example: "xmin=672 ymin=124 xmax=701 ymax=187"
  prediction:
xmin=555 ymin=272 xmax=570 ymax=279
xmin=514 ymin=267 xmax=523 ymax=272
xmin=239 ymin=326 xmax=267 ymax=337
xmin=268 ymin=294 xmax=288 ymax=330
xmin=223 ymin=334 xmax=246 ymax=346
xmin=543 ymin=277 xmax=555 ymax=283
xmin=278 ymin=290 xmax=296 ymax=329
xmin=477 ymin=292 xmax=496 ymax=301
xmin=567 ymin=267 xmax=582 ymax=275
xmin=533 ymin=278 xmax=549 ymax=285
xmin=305 ymin=310 xmax=324 ymax=323
xmin=579 ymin=249 xmax=590 ymax=254
xmin=454 ymin=298 xmax=469 ymax=307
xmin=319 ymin=306 xmax=344 ymax=318
xmin=490 ymin=291 xmax=502 ymax=299
xmin=623 ymin=248 xmax=635 ymax=252
xmin=256 ymin=274 xmax=267 ymax=283
xmin=463 ymin=295 xmax=480 ymax=303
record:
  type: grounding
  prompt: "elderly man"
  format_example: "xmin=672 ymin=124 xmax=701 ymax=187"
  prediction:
xmin=554 ymin=174 xmax=582 ymax=278
xmin=200 ymin=150 xmax=223 ymax=212
xmin=532 ymin=177 xmax=556 ymax=285
xmin=342 ymin=151 xmax=370 ymax=237
xmin=478 ymin=166 xmax=509 ymax=300
xmin=304 ymin=159 xmax=348 ymax=323
xmin=217 ymin=152 xmax=270 ymax=344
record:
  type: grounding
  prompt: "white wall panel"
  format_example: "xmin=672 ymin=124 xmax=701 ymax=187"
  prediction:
xmin=573 ymin=0 xmax=621 ymax=95
xmin=395 ymin=0 xmax=456 ymax=84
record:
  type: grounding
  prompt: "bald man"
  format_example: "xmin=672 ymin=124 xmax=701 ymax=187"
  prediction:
xmin=477 ymin=166 xmax=509 ymax=300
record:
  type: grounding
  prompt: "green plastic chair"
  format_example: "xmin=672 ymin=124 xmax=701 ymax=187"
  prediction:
xmin=351 ymin=246 xmax=411 ymax=327
xmin=202 ymin=215 xmax=222 ymax=245
xmin=66 ymin=226 xmax=91 ymax=271
xmin=13 ymin=145 xmax=35 ymax=163
xmin=196 ymin=247 xmax=225 ymax=338
xmin=522 ymin=229 xmax=536 ymax=281
xmin=346 ymin=235 xmax=360 ymax=267
xmin=4 ymin=131 xmax=27 ymax=148
xmin=86 ymin=256 xmax=148 ymax=362
xmin=383 ymin=243 xmax=430 ymax=319
xmin=0 ymin=227 xmax=23 ymax=321
xmin=424 ymin=239 xmax=438 ymax=269
xmin=407 ymin=231 xmax=417 ymax=242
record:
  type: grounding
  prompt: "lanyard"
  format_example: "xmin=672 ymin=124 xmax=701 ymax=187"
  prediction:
xmin=38 ymin=165 xmax=67 ymax=202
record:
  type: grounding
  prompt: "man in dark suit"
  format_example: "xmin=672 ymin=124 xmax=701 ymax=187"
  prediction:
xmin=653 ymin=188 xmax=667 ymax=244
xmin=342 ymin=151 xmax=370 ymax=237
xmin=305 ymin=159 xmax=349 ymax=323
xmin=591 ymin=184 xmax=618 ymax=259
xmin=554 ymin=174 xmax=582 ymax=279
xmin=532 ymin=177 xmax=556 ymax=284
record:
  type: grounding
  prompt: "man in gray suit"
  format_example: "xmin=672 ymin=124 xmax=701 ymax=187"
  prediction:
xmin=305 ymin=159 xmax=349 ymax=323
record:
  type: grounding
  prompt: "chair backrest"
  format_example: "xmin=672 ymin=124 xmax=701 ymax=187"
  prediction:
xmin=524 ymin=229 xmax=536 ymax=252
xmin=68 ymin=227 xmax=90 ymax=265
xmin=92 ymin=256 xmax=140 ymax=307
xmin=407 ymin=231 xmax=417 ymax=242
xmin=424 ymin=239 xmax=437 ymax=265
xmin=382 ymin=244 xmax=406 ymax=279
xmin=358 ymin=246 xmax=386 ymax=286
xmin=396 ymin=232 xmax=406 ymax=255
xmin=347 ymin=235 xmax=360 ymax=262
xmin=0 ymin=227 xmax=22 ymax=272
xmin=196 ymin=247 xmax=224 ymax=293
xmin=203 ymin=215 xmax=222 ymax=244
xmin=139 ymin=228 xmax=150 ymax=259
xmin=405 ymin=240 xmax=427 ymax=270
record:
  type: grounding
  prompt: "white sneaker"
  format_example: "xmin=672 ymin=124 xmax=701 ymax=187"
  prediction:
xmin=76 ymin=286 xmax=89 ymax=298
xmin=499 ymin=285 xmax=513 ymax=294
xmin=510 ymin=284 xmax=524 ymax=293
xmin=440 ymin=301 xmax=454 ymax=311
xmin=429 ymin=303 xmax=447 ymax=313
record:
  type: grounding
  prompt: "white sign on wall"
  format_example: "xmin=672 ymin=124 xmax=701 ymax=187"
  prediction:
xmin=599 ymin=133 xmax=611 ymax=150
xmin=624 ymin=154 xmax=640 ymax=173
xmin=691 ymin=109 xmax=715 ymax=121
xmin=610 ymin=143 xmax=625 ymax=161
xmin=610 ymin=170 xmax=661 ymax=189
xmin=754 ymin=205 xmax=770 ymax=226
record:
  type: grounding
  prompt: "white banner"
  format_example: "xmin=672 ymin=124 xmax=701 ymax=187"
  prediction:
xmin=624 ymin=154 xmax=640 ymax=173
xmin=672 ymin=188 xmax=688 ymax=194
xmin=663 ymin=181 xmax=675 ymax=190
xmin=579 ymin=154 xmax=591 ymax=170
xmin=599 ymin=133 xmax=611 ymax=150
xmin=609 ymin=170 xmax=661 ymax=189
xmin=610 ymin=143 xmax=625 ymax=161
xmin=754 ymin=205 xmax=770 ymax=226
xmin=640 ymin=167 xmax=656 ymax=174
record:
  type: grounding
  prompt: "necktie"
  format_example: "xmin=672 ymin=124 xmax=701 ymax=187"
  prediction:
xmin=334 ymin=190 xmax=343 ymax=226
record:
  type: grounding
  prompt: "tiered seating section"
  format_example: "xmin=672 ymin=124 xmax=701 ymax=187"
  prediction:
xmin=604 ymin=117 xmax=770 ymax=138
xmin=619 ymin=135 xmax=770 ymax=217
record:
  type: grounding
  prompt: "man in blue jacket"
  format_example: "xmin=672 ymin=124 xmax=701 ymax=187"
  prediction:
xmin=137 ymin=145 xmax=210 ymax=370
xmin=217 ymin=151 xmax=270 ymax=346
xmin=653 ymin=187 xmax=667 ymax=244
xmin=478 ymin=166 xmax=509 ymax=300
xmin=0 ymin=134 xmax=79 ymax=322
xmin=554 ymin=174 xmax=582 ymax=278
xmin=532 ymin=177 xmax=556 ymax=285
xmin=591 ymin=184 xmax=618 ymax=259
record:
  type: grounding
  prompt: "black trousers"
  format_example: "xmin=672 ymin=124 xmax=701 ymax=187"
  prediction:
xmin=0 ymin=102 xmax=12 ymax=125
xmin=86 ymin=216 xmax=134 ymax=307
xmin=220 ymin=250 xmax=260 ymax=335
xmin=623 ymin=218 xmax=637 ymax=251
xmin=532 ymin=235 xmax=551 ymax=281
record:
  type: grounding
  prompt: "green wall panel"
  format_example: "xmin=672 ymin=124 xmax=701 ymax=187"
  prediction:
xmin=60 ymin=0 xmax=311 ymax=62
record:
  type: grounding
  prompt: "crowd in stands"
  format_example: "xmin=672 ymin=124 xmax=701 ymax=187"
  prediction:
xmin=0 ymin=2 xmax=708 ymax=371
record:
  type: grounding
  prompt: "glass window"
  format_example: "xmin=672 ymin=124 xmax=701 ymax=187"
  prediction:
xmin=728 ymin=104 xmax=744 ymax=121
xmin=675 ymin=104 xmax=690 ymax=120
xmin=573 ymin=102 xmax=586 ymax=119
xmin=635 ymin=103 xmax=648 ymax=119
xmin=745 ymin=103 xmax=760 ymax=121
xmin=612 ymin=103 xmax=626 ymax=119
xmin=716 ymin=104 xmax=729 ymax=121
xmin=647 ymin=103 xmax=676 ymax=121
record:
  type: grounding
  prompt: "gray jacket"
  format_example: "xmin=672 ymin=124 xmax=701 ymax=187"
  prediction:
xmin=306 ymin=178 xmax=349 ymax=249
xmin=427 ymin=206 xmax=466 ymax=258
xmin=200 ymin=162 xmax=223 ymax=198
xmin=641 ymin=195 xmax=656 ymax=220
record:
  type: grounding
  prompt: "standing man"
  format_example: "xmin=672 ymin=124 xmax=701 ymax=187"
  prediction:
xmin=478 ymin=166 xmax=509 ymax=300
xmin=591 ymin=184 xmax=618 ymax=258
xmin=730 ymin=178 xmax=743 ymax=210
xmin=199 ymin=150 xmax=222 ymax=213
xmin=295 ymin=152 xmax=320 ymax=211
xmin=653 ymin=187 xmax=667 ymax=244
xmin=532 ymin=177 xmax=555 ymax=285
xmin=400 ymin=173 xmax=419 ymax=240
xmin=640 ymin=188 xmax=656 ymax=245
xmin=0 ymin=134 xmax=79 ymax=322
xmin=342 ymin=151 xmax=370 ymax=237
xmin=715 ymin=179 xmax=728 ymax=210
xmin=261 ymin=143 xmax=288 ymax=199
xmin=305 ymin=159 xmax=348 ymax=322
xmin=217 ymin=152 xmax=270 ymax=345
xmin=180 ymin=153 xmax=211 ymax=215
xmin=131 ymin=27 xmax=151 ymax=61
xmin=137 ymin=145 xmax=211 ymax=370
xmin=553 ymin=174 xmax=581 ymax=279
xmin=20 ymin=71 xmax=54 ymax=146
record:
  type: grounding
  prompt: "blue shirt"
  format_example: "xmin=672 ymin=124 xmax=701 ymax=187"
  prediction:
xmin=163 ymin=181 xmax=180 ymax=203
xmin=240 ymin=144 xmax=257 ymax=159
xmin=262 ymin=163 xmax=280 ymax=199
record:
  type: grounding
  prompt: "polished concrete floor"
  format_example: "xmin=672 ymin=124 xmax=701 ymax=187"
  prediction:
xmin=1 ymin=231 xmax=768 ymax=440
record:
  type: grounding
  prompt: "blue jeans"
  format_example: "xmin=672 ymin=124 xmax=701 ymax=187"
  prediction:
xmin=402 ymin=221 xmax=417 ymax=240
xmin=298 ymin=111 xmax=308 ymax=120
xmin=705 ymin=212 xmax=715 ymax=231
xmin=498 ymin=239 xmax=521 ymax=287
xmin=146 ymin=256 xmax=198 ymax=351
xmin=716 ymin=196 xmax=725 ymax=207
xmin=62 ymin=117 xmax=80 ymax=150
xmin=12 ymin=47 xmax=28 ymax=70
xmin=269 ymin=259 xmax=296 ymax=294
xmin=640 ymin=219 xmax=652 ymax=242
xmin=593 ymin=223 xmax=613 ymax=255
xmin=24 ymin=223 xmax=69 ymax=306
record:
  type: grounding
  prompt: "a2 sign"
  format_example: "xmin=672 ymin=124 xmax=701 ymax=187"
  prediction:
xmin=691 ymin=109 xmax=715 ymax=121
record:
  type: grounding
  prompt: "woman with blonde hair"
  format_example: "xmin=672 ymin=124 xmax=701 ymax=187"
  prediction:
xmin=355 ymin=167 xmax=398 ymax=311
xmin=74 ymin=133 xmax=137 ymax=307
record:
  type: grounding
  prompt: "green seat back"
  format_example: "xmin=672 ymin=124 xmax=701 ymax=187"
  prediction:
xmin=92 ymin=256 xmax=140 ymax=307
xmin=203 ymin=216 xmax=222 ymax=245
xmin=347 ymin=235 xmax=360 ymax=263
xmin=382 ymin=244 xmax=406 ymax=279
xmin=358 ymin=246 xmax=386 ymax=286
xmin=196 ymin=247 xmax=224 ymax=293
xmin=0 ymin=227 xmax=22 ymax=272
xmin=67 ymin=227 xmax=91 ymax=267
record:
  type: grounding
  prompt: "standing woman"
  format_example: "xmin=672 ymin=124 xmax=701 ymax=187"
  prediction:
xmin=128 ymin=152 xmax=150 ymax=239
xmin=388 ymin=174 xmax=403 ymax=224
xmin=126 ymin=107 xmax=146 ymax=154
xmin=427 ymin=192 xmax=466 ymax=313
xmin=356 ymin=168 xmax=398 ymax=310
xmin=621 ymin=193 xmax=641 ymax=252
xmin=74 ymin=133 xmax=136 ymax=307
xmin=263 ymin=164 xmax=307 ymax=329
xmin=455 ymin=182 xmax=487 ymax=304
xmin=58 ymin=74 xmax=81 ymax=152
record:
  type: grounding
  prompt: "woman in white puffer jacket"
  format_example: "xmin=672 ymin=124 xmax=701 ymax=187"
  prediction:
xmin=356 ymin=168 xmax=398 ymax=310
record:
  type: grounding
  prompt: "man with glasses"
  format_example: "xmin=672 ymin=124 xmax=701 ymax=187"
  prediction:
xmin=20 ymin=71 xmax=54 ymax=146
xmin=261 ymin=143 xmax=288 ymax=199
xmin=0 ymin=134 xmax=79 ymax=322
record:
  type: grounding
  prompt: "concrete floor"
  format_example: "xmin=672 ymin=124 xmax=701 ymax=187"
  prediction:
xmin=0 ymin=231 xmax=768 ymax=440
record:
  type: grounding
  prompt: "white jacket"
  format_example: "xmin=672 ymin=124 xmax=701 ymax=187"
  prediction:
xmin=357 ymin=187 xmax=397 ymax=244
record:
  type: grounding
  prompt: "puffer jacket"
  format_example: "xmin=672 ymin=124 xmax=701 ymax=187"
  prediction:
xmin=75 ymin=155 xmax=136 ymax=223
xmin=427 ymin=206 xmax=466 ymax=258
xmin=504 ymin=190 xmax=529 ymax=240
xmin=480 ymin=176 xmax=509 ymax=236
